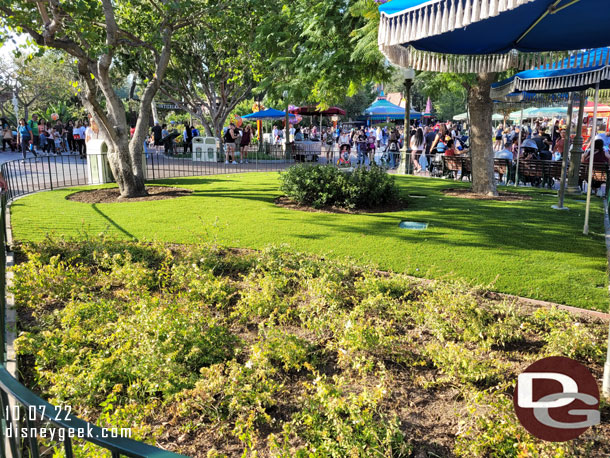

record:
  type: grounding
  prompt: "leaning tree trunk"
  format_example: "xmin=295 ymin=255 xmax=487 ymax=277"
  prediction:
xmin=78 ymin=60 xmax=148 ymax=198
xmin=468 ymin=72 xmax=497 ymax=196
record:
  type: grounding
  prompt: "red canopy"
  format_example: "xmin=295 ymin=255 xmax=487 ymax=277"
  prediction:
xmin=584 ymin=101 xmax=610 ymax=113
xmin=289 ymin=106 xmax=346 ymax=116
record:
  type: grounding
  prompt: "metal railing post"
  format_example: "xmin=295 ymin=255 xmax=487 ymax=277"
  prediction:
xmin=47 ymin=156 xmax=53 ymax=191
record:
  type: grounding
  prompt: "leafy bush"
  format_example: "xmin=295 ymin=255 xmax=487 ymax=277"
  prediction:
xmin=270 ymin=374 xmax=410 ymax=458
xmin=279 ymin=164 xmax=401 ymax=210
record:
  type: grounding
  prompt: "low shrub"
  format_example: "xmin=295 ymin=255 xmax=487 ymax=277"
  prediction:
xmin=13 ymin=238 xmax=609 ymax=457
xmin=270 ymin=374 xmax=410 ymax=457
xmin=279 ymin=164 xmax=401 ymax=210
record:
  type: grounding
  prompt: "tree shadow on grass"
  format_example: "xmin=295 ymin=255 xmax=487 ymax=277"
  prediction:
xmin=90 ymin=204 xmax=136 ymax=239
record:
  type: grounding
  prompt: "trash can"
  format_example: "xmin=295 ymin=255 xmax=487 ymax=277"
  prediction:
xmin=192 ymin=136 xmax=205 ymax=161
xmin=192 ymin=136 xmax=218 ymax=162
xmin=87 ymin=139 xmax=147 ymax=185
xmin=87 ymin=139 xmax=114 ymax=185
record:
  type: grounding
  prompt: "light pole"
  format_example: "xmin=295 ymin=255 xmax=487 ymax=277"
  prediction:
xmin=283 ymin=90 xmax=290 ymax=157
xmin=398 ymin=69 xmax=415 ymax=175
xmin=567 ymin=91 xmax=587 ymax=194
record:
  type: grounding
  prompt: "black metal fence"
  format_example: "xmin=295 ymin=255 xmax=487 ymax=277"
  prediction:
xmin=0 ymin=144 xmax=404 ymax=200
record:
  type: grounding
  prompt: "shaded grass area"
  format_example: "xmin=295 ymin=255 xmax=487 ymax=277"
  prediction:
xmin=10 ymin=173 xmax=608 ymax=310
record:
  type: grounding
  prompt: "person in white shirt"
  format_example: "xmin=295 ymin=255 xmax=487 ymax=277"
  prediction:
xmin=74 ymin=120 xmax=87 ymax=159
xmin=495 ymin=145 xmax=513 ymax=161
xmin=85 ymin=119 xmax=101 ymax=143
xmin=272 ymin=126 xmax=279 ymax=145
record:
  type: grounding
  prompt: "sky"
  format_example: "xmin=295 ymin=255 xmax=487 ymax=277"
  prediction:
xmin=0 ymin=33 xmax=30 ymax=61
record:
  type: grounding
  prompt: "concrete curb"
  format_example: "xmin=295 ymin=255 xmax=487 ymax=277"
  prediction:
xmin=4 ymin=199 xmax=19 ymax=458
xmin=601 ymin=202 xmax=610 ymax=396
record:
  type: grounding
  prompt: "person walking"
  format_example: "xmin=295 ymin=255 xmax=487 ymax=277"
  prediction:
xmin=224 ymin=124 xmax=237 ymax=164
xmin=183 ymin=123 xmax=193 ymax=154
xmin=2 ymin=123 xmax=13 ymax=152
xmin=66 ymin=121 xmax=75 ymax=153
xmin=323 ymin=128 xmax=334 ymax=164
xmin=28 ymin=114 xmax=40 ymax=154
xmin=74 ymin=120 xmax=87 ymax=159
xmin=17 ymin=118 xmax=35 ymax=162
xmin=240 ymin=125 xmax=252 ymax=163
xmin=152 ymin=122 xmax=162 ymax=151
xmin=233 ymin=126 xmax=242 ymax=161
xmin=355 ymin=128 xmax=367 ymax=165
xmin=411 ymin=127 xmax=425 ymax=173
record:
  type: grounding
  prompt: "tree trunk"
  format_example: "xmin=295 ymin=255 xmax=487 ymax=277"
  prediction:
xmin=110 ymin=135 xmax=145 ymax=198
xmin=213 ymin=119 xmax=224 ymax=154
xmin=468 ymin=72 xmax=497 ymax=196
xmin=200 ymin=118 xmax=212 ymax=136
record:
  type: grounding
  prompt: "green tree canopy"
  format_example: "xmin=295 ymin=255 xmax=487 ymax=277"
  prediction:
xmin=257 ymin=0 xmax=392 ymax=107
xmin=0 ymin=0 xmax=205 ymax=197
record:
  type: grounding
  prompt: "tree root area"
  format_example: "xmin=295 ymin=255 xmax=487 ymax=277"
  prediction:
xmin=67 ymin=186 xmax=192 ymax=203
xmin=442 ymin=188 xmax=532 ymax=201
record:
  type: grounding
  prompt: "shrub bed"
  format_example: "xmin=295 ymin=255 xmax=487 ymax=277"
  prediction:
xmin=279 ymin=164 xmax=401 ymax=210
xmin=12 ymin=237 xmax=609 ymax=457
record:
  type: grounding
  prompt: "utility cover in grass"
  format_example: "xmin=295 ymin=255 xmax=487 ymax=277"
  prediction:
xmin=399 ymin=220 xmax=428 ymax=230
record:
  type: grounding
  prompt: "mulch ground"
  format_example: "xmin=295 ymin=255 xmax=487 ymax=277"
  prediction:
xmin=442 ymin=188 xmax=532 ymax=201
xmin=66 ymin=186 xmax=193 ymax=203
xmin=274 ymin=196 xmax=408 ymax=214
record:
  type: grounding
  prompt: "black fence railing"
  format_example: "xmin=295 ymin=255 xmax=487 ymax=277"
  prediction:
xmin=0 ymin=145 xmax=406 ymax=200
xmin=0 ymin=362 xmax=185 ymax=458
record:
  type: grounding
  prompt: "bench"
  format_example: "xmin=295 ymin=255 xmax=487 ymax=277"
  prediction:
xmin=442 ymin=156 xmax=471 ymax=181
xmin=578 ymin=162 xmax=609 ymax=195
xmin=494 ymin=159 xmax=510 ymax=183
xmin=517 ymin=160 xmax=554 ymax=188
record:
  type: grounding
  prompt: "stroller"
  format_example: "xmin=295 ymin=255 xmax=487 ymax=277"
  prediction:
xmin=336 ymin=143 xmax=352 ymax=166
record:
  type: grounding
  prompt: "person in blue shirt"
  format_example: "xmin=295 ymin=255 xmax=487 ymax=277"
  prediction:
xmin=17 ymin=118 xmax=37 ymax=162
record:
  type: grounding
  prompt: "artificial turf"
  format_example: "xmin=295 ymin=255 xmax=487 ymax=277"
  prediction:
xmin=10 ymin=172 xmax=609 ymax=311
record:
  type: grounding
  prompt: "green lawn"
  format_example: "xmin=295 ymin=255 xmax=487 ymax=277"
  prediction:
xmin=10 ymin=173 xmax=609 ymax=311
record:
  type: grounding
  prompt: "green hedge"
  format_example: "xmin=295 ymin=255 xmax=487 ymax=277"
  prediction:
xmin=279 ymin=164 xmax=401 ymax=210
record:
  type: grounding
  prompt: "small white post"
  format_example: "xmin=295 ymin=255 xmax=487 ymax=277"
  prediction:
xmin=583 ymin=82 xmax=600 ymax=235
xmin=514 ymin=107 xmax=524 ymax=186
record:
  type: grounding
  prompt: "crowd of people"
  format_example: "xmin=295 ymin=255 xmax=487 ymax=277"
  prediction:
xmin=147 ymin=121 xmax=255 ymax=164
xmin=494 ymin=118 xmax=610 ymax=165
xmin=302 ymin=121 xmax=469 ymax=170
xmin=3 ymin=115 xmax=100 ymax=162
xmin=493 ymin=119 xmax=566 ymax=162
